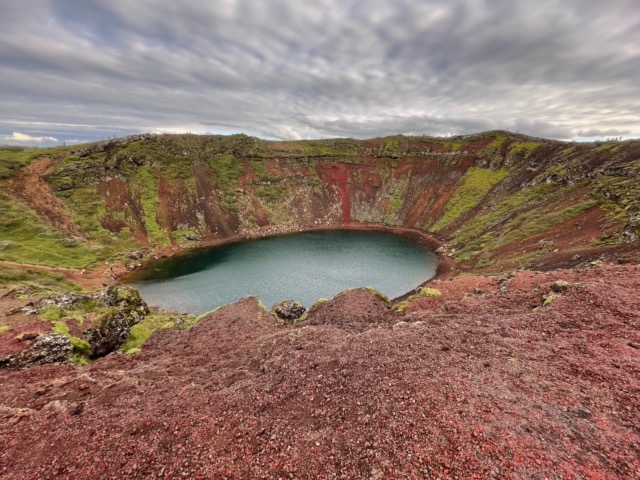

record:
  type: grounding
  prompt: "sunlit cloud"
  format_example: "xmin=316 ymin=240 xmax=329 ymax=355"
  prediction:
xmin=2 ymin=131 xmax=58 ymax=145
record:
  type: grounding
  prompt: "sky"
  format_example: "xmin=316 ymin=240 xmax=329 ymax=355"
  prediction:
xmin=1 ymin=0 xmax=639 ymax=146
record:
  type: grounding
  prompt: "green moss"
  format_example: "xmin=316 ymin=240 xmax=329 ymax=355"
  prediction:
xmin=0 ymin=190 xmax=101 ymax=268
xmin=543 ymin=294 xmax=559 ymax=307
xmin=453 ymin=183 xmax=596 ymax=261
xmin=0 ymin=325 xmax=10 ymax=334
xmin=120 ymin=314 xmax=195 ymax=353
xmin=255 ymin=184 xmax=289 ymax=204
xmin=382 ymin=177 xmax=409 ymax=226
xmin=392 ymin=287 xmax=441 ymax=312
xmin=132 ymin=167 xmax=170 ymax=246
xmin=415 ymin=287 xmax=442 ymax=298
xmin=0 ymin=265 xmax=82 ymax=291
xmin=480 ymin=135 xmax=508 ymax=156
xmin=51 ymin=320 xmax=70 ymax=335
xmin=430 ymin=167 xmax=511 ymax=231
xmin=0 ymin=147 xmax=34 ymax=179
xmin=364 ymin=286 xmax=391 ymax=305
xmin=507 ymin=141 xmax=542 ymax=158
xmin=393 ymin=301 xmax=410 ymax=313
xmin=70 ymin=337 xmax=91 ymax=355
xmin=39 ymin=305 xmax=67 ymax=322
xmin=208 ymin=154 xmax=244 ymax=210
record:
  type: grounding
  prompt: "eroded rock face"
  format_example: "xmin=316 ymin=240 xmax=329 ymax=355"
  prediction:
xmin=0 ymin=334 xmax=72 ymax=368
xmin=84 ymin=286 xmax=149 ymax=358
xmin=271 ymin=300 xmax=306 ymax=324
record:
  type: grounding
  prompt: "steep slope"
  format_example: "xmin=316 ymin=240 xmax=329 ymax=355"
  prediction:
xmin=1 ymin=131 xmax=638 ymax=274
xmin=0 ymin=264 xmax=638 ymax=478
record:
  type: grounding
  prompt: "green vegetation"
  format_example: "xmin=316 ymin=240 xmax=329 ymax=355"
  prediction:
xmin=68 ymin=337 xmax=92 ymax=365
xmin=289 ymin=138 xmax=358 ymax=159
xmin=119 ymin=313 xmax=197 ymax=353
xmin=507 ymin=141 xmax=542 ymax=158
xmin=382 ymin=178 xmax=409 ymax=226
xmin=364 ymin=286 xmax=391 ymax=306
xmin=0 ymin=147 xmax=32 ymax=179
xmin=430 ymin=167 xmax=511 ymax=231
xmin=52 ymin=320 xmax=70 ymax=336
xmin=250 ymin=159 xmax=289 ymax=204
xmin=416 ymin=287 xmax=442 ymax=297
xmin=452 ymin=183 xmax=596 ymax=262
xmin=393 ymin=287 xmax=441 ymax=313
xmin=40 ymin=305 xmax=67 ymax=322
xmin=0 ymin=190 xmax=101 ymax=268
xmin=543 ymin=294 xmax=559 ymax=307
xmin=208 ymin=155 xmax=244 ymax=210
xmin=0 ymin=265 xmax=82 ymax=291
xmin=0 ymin=325 xmax=10 ymax=334
xmin=132 ymin=167 xmax=170 ymax=246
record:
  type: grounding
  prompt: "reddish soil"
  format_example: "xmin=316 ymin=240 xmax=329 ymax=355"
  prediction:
xmin=1 ymin=264 xmax=638 ymax=479
xmin=10 ymin=158 xmax=83 ymax=238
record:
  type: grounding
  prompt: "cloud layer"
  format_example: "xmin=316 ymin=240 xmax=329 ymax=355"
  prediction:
xmin=1 ymin=0 xmax=639 ymax=145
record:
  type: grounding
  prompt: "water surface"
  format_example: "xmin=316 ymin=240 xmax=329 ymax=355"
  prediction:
xmin=130 ymin=230 xmax=437 ymax=315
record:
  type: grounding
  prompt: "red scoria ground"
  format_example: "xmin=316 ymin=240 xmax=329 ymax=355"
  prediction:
xmin=1 ymin=264 xmax=639 ymax=479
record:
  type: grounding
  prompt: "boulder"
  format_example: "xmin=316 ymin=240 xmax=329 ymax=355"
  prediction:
xmin=271 ymin=301 xmax=306 ymax=324
xmin=84 ymin=286 xmax=149 ymax=358
xmin=550 ymin=280 xmax=571 ymax=293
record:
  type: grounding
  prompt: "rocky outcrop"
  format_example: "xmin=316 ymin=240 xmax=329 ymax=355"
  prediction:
xmin=0 ymin=334 xmax=72 ymax=368
xmin=4 ymin=286 xmax=149 ymax=364
xmin=271 ymin=300 xmax=306 ymax=324
xmin=84 ymin=286 xmax=149 ymax=358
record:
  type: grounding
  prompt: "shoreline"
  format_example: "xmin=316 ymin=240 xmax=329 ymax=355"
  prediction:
xmin=116 ymin=224 xmax=456 ymax=306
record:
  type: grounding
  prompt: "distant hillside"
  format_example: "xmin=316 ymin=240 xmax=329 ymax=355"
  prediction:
xmin=0 ymin=131 xmax=638 ymax=272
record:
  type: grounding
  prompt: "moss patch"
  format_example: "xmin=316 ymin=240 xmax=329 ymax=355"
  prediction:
xmin=119 ymin=313 xmax=197 ymax=353
xmin=430 ymin=167 xmax=511 ymax=231
xmin=0 ymin=190 xmax=101 ymax=268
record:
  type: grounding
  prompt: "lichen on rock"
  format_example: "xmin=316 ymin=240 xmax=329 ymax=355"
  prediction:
xmin=271 ymin=300 xmax=306 ymax=324
xmin=0 ymin=334 xmax=72 ymax=368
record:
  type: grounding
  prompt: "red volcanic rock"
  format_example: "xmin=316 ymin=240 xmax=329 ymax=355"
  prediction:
xmin=0 ymin=264 xmax=639 ymax=479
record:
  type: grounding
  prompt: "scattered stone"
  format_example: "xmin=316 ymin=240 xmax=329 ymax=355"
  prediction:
xmin=392 ymin=321 xmax=409 ymax=329
xmin=550 ymin=280 xmax=571 ymax=293
xmin=1 ymin=334 xmax=72 ymax=368
xmin=473 ymin=287 xmax=484 ymax=295
xmin=128 ymin=250 xmax=144 ymax=260
xmin=628 ymin=342 xmax=640 ymax=350
xmin=271 ymin=301 xmax=306 ymax=324
xmin=571 ymin=254 xmax=582 ymax=261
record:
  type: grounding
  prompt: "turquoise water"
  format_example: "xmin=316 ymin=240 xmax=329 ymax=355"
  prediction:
xmin=130 ymin=230 xmax=437 ymax=315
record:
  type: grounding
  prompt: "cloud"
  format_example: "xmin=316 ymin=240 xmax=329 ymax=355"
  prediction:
xmin=576 ymin=128 xmax=631 ymax=138
xmin=2 ymin=132 xmax=58 ymax=144
xmin=0 ymin=1 xmax=639 ymax=142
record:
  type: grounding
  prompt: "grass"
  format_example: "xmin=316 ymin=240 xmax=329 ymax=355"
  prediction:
xmin=119 ymin=313 xmax=197 ymax=353
xmin=430 ymin=167 xmax=511 ymax=231
xmin=208 ymin=154 xmax=244 ymax=210
xmin=393 ymin=287 xmax=441 ymax=312
xmin=0 ymin=147 xmax=32 ymax=179
xmin=39 ymin=305 xmax=67 ymax=322
xmin=0 ymin=190 xmax=102 ymax=268
xmin=132 ymin=167 xmax=170 ymax=246
xmin=0 ymin=264 xmax=82 ymax=291
xmin=382 ymin=178 xmax=409 ymax=226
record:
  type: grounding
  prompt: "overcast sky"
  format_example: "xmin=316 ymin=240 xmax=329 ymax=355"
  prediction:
xmin=1 ymin=0 xmax=639 ymax=146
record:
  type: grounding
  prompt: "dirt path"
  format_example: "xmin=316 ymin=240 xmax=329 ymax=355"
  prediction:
xmin=10 ymin=157 xmax=84 ymax=239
